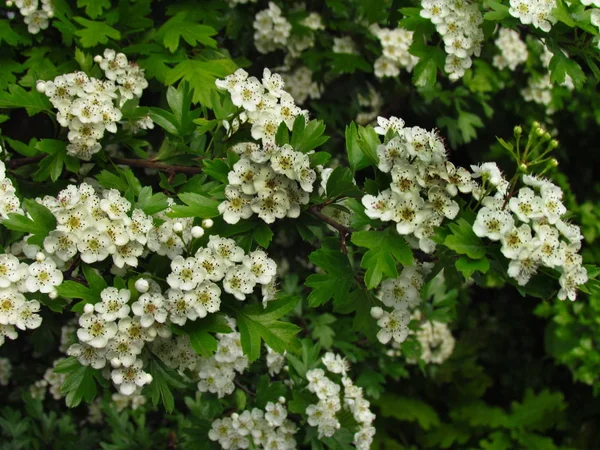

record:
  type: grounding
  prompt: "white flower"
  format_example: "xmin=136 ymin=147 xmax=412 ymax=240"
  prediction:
xmin=473 ymin=207 xmax=514 ymax=241
xmin=15 ymin=300 xmax=42 ymax=330
xmin=0 ymin=290 xmax=25 ymax=325
xmin=242 ymin=250 xmax=277 ymax=285
xmin=378 ymin=277 xmax=419 ymax=310
xmin=374 ymin=116 xmax=405 ymax=136
xmin=558 ymin=266 xmax=588 ymax=301
xmin=106 ymin=334 xmax=144 ymax=367
xmin=322 ymin=352 xmax=349 ymax=374
xmin=0 ymin=254 xmax=23 ymax=288
xmin=95 ymin=287 xmax=131 ymax=321
xmin=508 ymin=187 xmax=544 ymax=222
xmin=0 ymin=324 xmax=18 ymax=347
xmin=531 ymin=225 xmax=563 ymax=268
xmin=118 ymin=316 xmax=157 ymax=343
xmin=427 ymin=186 xmax=459 ymax=219
xmin=131 ymin=293 xmax=168 ymax=327
xmin=111 ymin=358 xmax=152 ymax=395
xmin=44 ymin=231 xmax=79 ymax=261
xmin=68 ymin=343 xmax=107 ymax=369
xmin=265 ymin=401 xmax=287 ymax=427
xmin=470 ymin=162 xmax=504 ymax=186
xmin=77 ymin=305 xmax=118 ymax=348
xmin=393 ymin=193 xmax=427 ymax=235
xmin=218 ymin=186 xmax=253 ymax=225
xmin=195 ymin=248 xmax=227 ymax=282
xmin=374 ymin=309 xmax=410 ymax=344
xmin=507 ymin=257 xmax=539 ymax=286
xmin=166 ymin=289 xmax=198 ymax=325
xmin=362 ymin=190 xmax=396 ymax=221
xmin=501 ymin=224 xmax=532 ymax=260
xmin=77 ymin=229 xmax=116 ymax=263
xmin=25 ymin=260 xmax=63 ymax=294
xmin=207 ymin=236 xmax=245 ymax=265
xmin=167 ymin=256 xmax=205 ymax=291
xmin=223 ymin=266 xmax=257 ymax=301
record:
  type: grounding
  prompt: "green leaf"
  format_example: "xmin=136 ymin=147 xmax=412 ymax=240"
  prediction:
xmin=59 ymin=361 xmax=98 ymax=407
xmin=203 ymin=159 xmax=230 ymax=184
xmin=325 ymin=166 xmax=360 ymax=198
xmin=509 ymin=389 xmax=566 ymax=431
xmin=351 ymin=228 xmax=414 ymax=289
xmin=73 ymin=17 xmax=121 ymax=47
xmin=157 ymin=12 xmax=217 ymax=52
xmin=2 ymin=199 xmax=56 ymax=246
xmin=253 ymin=222 xmax=274 ymax=248
xmin=443 ymin=218 xmax=487 ymax=259
xmin=55 ymin=281 xmax=95 ymax=304
xmin=311 ymin=313 xmax=336 ymax=349
xmin=290 ymin=118 xmax=329 ymax=153
xmin=305 ymin=239 xmax=354 ymax=307
xmin=410 ymin=33 xmax=445 ymax=87
xmin=484 ymin=0 xmax=510 ymax=20
xmin=185 ymin=313 xmax=232 ymax=358
xmin=275 ymin=121 xmax=290 ymax=146
xmin=236 ymin=297 xmax=301 ymax=363
xmin=146 ymin=354 xmax=188 ymax=413
xmin=374 ymin=395 xmax=440 ymax=430
xmin=165 ymin=58 xmax=237 ymax=107
xmin=0 ymin=84 xmax=52 ymax=116
xmin=77 ymin=0 xmax=111 ymax=19
xmin=346 ymin=122 xmax=370 ymax=172
xmin=168 ymin=192 xmax=220 ymax=218
xmin=455 ymin=256 xmax=490 ymax=278
xmin=0 ymin=20 xmax=21 ymax=46
xmin=135 ymin=186 xmax=169 ymax=215
xmin=547 ymin=40 xmax=586 ymax=89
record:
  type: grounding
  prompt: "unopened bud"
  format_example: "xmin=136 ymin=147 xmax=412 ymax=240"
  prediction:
xmin=191 ymin=226 xmax=205 ymax=239
xmin=535 ymin=127 xmax=545 ymax=137
xmin=36 ymin=81 xmax=46 ymax=93
xmin=5 ymin=1 xmax=13 ymax=7
xmin=513 ymin=125 xmax=522 ymax=136
xmin=543 ymin=132 xmax=551 ymax=141
xmin=549 ymin=140 xmax=559 ymax=149
xmin=47 ymin=10 xmax=53 ymax=18
xmin=93 ymin=55 xmax=103 ymax=63
xmin=370 ymin=306 xmax=384 ymax=319
xmin=172 ymin=222 xmax=183 ymax=233
xmin=48 ymin=290 xmax=57 ymax=299
xmin=35 ymin=252 xmax=46 ymax=262
xmin=135 ymin=278 xmax=149 ymax=293
xmin=532 ymin=121 xmax=541 ymax=129
xmin=84 ymin=303 xmax=95 ymax=314
xmin=201 ymin=219 xmax=214 ymax=229
xmin=518 ymin=163 xmax=528 ymax=172
xmin=550 ymin=158 xmax=559 ymax=167
xmin=278 ymin=396 xmax=286 ymax=404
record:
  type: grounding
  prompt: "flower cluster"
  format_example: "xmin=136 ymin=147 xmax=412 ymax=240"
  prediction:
xmin=0 ymin=160 xmax=24 ymax=221
xmin=30 ymin=358 xmax=67 ymax=400
xmin=509 ymin=0 xmax=557 ymax=32
xmin=371 ymin=264 xmax=428 ymax=345
xmin=210 ymin=399 xmax=297 ymax=449
xmin=37 ymin=49 xmax=150 ymax=160
xmin=252 ymin=3 xmax=324 ymax=62
xmin=493 ymin=28 xmax=528 ymax=71
xmin=332 ymin=36 xmax=357 ymax=54
xmin=362 ymin=116 xmax=466 ymax=254
xmin=196 ymin=321 xmax=249 ymax=398
xmin=66 ymin=235 xmax=275 ymax=395
xmin=280 ymin=66 xmax=322 ymax=104
xmin=371 ymin=25 xmax=418 ymax=78
xmin=420 ymin=0 xmax=484 ymax=80
xmin=305 ymin=352 xmax=375 ymax=449
xmin=473 ymin=169 xmax=587 ymax=300
xmin=8 ymin=0 xmax=54 ymax=34
xmin=216 ymin=69 xmax=317 ymax=224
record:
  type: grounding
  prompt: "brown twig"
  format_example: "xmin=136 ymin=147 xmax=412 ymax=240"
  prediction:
xmin=4 ymin=155 xmax=44 ymax=169
xmin=234 ymin=380 xmax=256 ymax=397
xmin=308 ymin=205 xmax=353 ymax=254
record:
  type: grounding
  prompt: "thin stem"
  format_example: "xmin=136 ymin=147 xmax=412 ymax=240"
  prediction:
xmin=111 ymin=158 xmax=204 ymax=174
xmin=307 ymin=205 xmax=353 ymax=254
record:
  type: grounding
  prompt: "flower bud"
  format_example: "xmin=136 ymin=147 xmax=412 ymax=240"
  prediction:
xmin=201 ymin=219 xmax=214 ymax=229
xmin=35 ymin=252 xmax=46 ymax=262
xmin=36 ymin=81 xmax=46 ymax=93
xmin=191 ymin=226 xmax=205 ymax=239
xmin=172 ymin=222 xmax=183 ymax=233
xmin=135 ymin=278 xmax=149 ymax=293
xmin=550 ymin=158 xmax=559 ymax=167
xmin=278 ymin=396 xmax=286 ymax=404
xmin=370 ymin=306 xmax=384 ymax=319
xmin=47 ymin=10 xmax=54 ymax=18
xmin=549 ymin=140 xmax=559 ymax=149
xmin=5 ymin=1 xmax=13 ymax=6
xmin=518 ymin=163 xmax=528 ymax=172
xmin=93 ymin=55 xmax=103 ymax=63
xmin=84 ymin=303 xmax=95 ymax=314
xmin=48 ymin=290 xmax=57 ymax=299
xmin=513 ymin=125 xmax=522 ymax=136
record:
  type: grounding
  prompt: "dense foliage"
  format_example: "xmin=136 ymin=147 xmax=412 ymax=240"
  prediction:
xmin=1 ymin=0 xmax=600 ymax=448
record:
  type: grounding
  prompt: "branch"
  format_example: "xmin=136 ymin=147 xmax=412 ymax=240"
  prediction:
xmin=4 ymin=155 xmax=44 ymax=169
xmin=308 ymin=205 xmax=353 ymax=254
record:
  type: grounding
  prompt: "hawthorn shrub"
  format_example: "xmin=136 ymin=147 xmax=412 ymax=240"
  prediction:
xmin=1 ymin=0 xmax=600 ymax=448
